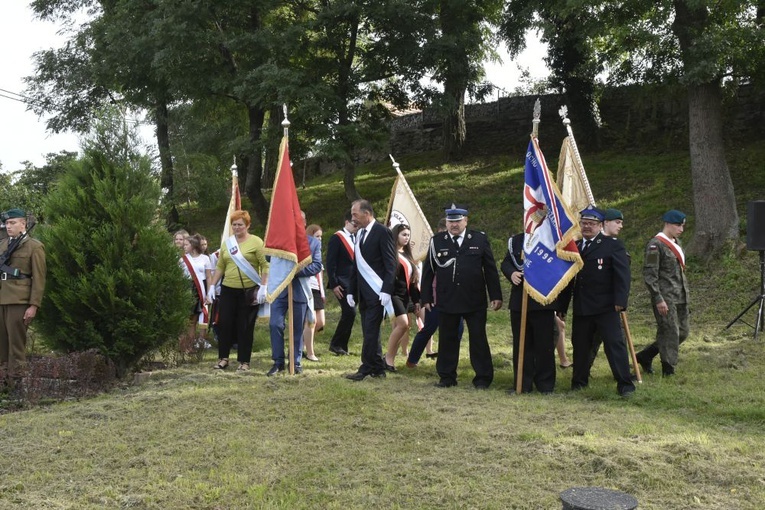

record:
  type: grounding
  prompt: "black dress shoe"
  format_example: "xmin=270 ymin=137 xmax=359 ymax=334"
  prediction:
xmin=294 ymin=366 xmax=303 ymax=374
xmin=329 ymin=346 xmax=349 ymax=356
xmin=435 ymin=380 xmax=457 ymax=388
xmin=619 ymin=386 xmax=636 ymax=398
xmin=474 ymin=384 xmax=489 ymax=390
xmin=345 ymin=371 xmax=368 ymax=381
xmin=267 ymin=364 xmax=285 ymax=377
xmin=370 ymin=371 xmax=387 ymax=378
xmin=425 ymin=352 xmax=438 ymax=359
xmin=385 ymin=363 xmax=397 ymax=372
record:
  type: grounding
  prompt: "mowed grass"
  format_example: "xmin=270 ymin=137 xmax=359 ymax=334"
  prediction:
xmin=2 ymin=141 xmax=765 ymax=508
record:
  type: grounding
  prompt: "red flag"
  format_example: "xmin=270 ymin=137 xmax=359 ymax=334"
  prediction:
xmin=263 ymin=135 xmax=312 ymax=302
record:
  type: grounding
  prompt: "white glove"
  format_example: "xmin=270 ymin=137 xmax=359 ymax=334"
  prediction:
xmin=347 ymin=294 xmax=355 ymax=307
xmin=380 ymin=292 xmax=391 ymax=308
xmin=205 ymin=287 xmax=215 ymax=304
xmin=257 ymin=286 xmax=268 ymax=304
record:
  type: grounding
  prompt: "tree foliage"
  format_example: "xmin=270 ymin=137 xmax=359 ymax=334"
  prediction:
xmin=36 ymin=111 xmax=191 ymax=377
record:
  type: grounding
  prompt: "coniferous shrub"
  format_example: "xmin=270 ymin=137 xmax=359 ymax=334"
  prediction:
xmin=36 ymin=149 xmax=192 ymax=378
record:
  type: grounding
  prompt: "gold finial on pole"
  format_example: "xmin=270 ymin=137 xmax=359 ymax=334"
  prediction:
xmin=532 ymin=98 xmax=541 ymax=138
xmin=388 ymin=154 xmax=401 ymax=172
xmin=558 ymin=105 xmax=595 ymax=205
xmin=282 ymin=103 xmax=290 ymax=137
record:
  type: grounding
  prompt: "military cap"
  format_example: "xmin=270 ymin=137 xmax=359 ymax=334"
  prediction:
xmin=580 ymin=205 xmax=604 ymax=222
xmin=3 ymin=208 xmax=26 ymax=219
xmin=604 ymin=208 xmax=623 ymax=221
xmin=662 ymin=209 xmax=686 ymax=224
xmin=445 ymin=203 xmax=468 ymax=221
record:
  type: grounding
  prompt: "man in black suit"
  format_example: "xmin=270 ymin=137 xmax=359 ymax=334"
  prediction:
xmin=570 ymin=206 xmax=635 ymax=397
xmin=326 ymin=210 xmax=358 ymax=355
xmin=345 ymin=199 xmax=397 ymax=380
xmin=421 ymin=205 xmax=503 ymax=389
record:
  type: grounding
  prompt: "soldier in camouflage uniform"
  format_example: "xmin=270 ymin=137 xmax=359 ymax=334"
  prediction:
xmin=636 ymin=210 xmax=690 ymax=376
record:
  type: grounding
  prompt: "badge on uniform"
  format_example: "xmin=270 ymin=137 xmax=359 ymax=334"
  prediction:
xmin=597 ymin=258 xmax=603 ymax=270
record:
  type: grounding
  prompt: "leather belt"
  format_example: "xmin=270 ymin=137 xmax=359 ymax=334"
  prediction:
xmin=1 ymin=272 xmax=31 ymax=280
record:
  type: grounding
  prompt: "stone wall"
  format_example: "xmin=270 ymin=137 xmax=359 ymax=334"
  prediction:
xmin=298 ymin=84 xmax=765 ymax=176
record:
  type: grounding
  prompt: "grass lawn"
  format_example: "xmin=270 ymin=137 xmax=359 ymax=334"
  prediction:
xmin=2 ymin=141 xmax=765 ymax=509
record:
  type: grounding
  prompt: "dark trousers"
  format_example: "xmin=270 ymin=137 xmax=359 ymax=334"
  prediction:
xmin=217 ymin=285 xmax=259 ymax=364
xmin=510 ymin=310 xmax=556 ymax=393
xmin=408 ymin=308 xmax=464 ymax=365
xmin=329 ymin=294 xmax=356 ymax=352
xmin=572 ymin=311 xmax=634 ymax=393
xmin=437 ymin=308 xmax=493 ymax=387
xmin=358 ymin=303 xmax=385 ymax=375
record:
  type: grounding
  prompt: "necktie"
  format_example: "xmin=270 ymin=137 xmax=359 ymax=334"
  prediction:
xmin=582 ymin=240 xmax=590 ymax=252
xmin=452 ymin=235 xmax=460 ymax=248
xmin=351 ymin=233 xmax=356 ymax=244
xmin=358 ymin=228 xmax=366 ymax=246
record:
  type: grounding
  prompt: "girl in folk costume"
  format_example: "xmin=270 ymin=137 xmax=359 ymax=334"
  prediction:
xmin=180 ymin=234 xmax=213 ymax=351
xmin=384 ymin=224 xmax=421 ymax=371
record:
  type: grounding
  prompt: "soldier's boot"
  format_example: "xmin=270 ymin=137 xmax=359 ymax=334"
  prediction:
xmin=636 ymin=345 xmax=658 ymax=375
xmin=661 ymin=361 xmax=675 ymax=377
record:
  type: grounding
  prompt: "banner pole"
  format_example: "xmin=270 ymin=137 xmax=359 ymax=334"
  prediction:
xmin=516 ymin=290 xmax=529 ymax=394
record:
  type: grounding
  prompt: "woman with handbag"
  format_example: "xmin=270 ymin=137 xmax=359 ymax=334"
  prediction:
xmin=206 ymin=210 xmax=268 ymax=371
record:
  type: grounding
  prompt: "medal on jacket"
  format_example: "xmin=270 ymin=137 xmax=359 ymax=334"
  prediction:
xmin=597 ymin=258 xmax=603 ymax=270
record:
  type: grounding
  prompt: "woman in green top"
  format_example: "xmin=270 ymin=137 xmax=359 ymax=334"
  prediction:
xmin=206 ymin=210 xmax=269 ymax=371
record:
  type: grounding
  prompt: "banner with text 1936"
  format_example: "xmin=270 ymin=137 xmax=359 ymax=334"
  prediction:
xmin=523 ymin=137 xmax=583 ymax=305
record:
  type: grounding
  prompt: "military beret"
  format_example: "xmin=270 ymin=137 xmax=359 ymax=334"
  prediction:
xmin=580 ymin=205 xmax=604 ymax=222
xmin=445 ymin=203 xmax=468 ymax=221
xmin=662 ymin=209 xmax=686 ymax=224
xmin=3 ymin=208 xmax=25 ymax=219
xmin=604 ymin=208 xmax=623 ymax=221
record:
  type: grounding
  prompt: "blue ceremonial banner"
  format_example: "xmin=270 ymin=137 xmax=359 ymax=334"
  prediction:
xmin=523 ymin=137 xmax=583 ymax=305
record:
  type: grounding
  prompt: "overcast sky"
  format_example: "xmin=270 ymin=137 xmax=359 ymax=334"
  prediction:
xmin=0 ymin=2 xmax=549 ymax=171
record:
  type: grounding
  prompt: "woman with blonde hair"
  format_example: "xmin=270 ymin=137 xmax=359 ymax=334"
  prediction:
xmin=384 ymin=224 xmax=420 ymax=371
xmin=206 ymin=210 xmax=268 ymax=371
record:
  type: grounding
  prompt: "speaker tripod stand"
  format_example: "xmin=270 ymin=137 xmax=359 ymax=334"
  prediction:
xmin=725 ymin=250 xmax=765 ymax=341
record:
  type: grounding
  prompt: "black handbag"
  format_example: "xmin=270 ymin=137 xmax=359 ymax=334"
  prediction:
xmin=244 ymin=286 xmax=259 ymax=307
xmin=237 ymin=268 xmax=260 ymax=307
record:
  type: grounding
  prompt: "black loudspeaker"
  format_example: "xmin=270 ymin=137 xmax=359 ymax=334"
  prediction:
xmin=747 ymin=201 xmax=765 ymax=251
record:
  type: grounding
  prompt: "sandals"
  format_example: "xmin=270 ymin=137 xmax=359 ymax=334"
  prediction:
xmin=213 ymin=359 xmax=229 ymax=370
xmin=237 ymin=362 xmax=250 ymax=372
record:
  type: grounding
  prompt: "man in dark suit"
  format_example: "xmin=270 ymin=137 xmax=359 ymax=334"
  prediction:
xmin=345 ymin=199 xmax=397 ymax=380
xmin=570 ymin=206 xmax=635 ymax=397
xmin=501 ymin=232 xmax=559 ymax=394
xmin=325 ymin=210 xmax=358 ymax=355
xmin=420 ymin=205 xmax=503 ymax=389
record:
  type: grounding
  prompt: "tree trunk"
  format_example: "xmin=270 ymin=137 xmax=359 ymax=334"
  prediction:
xmin=442 ymin=79 xmax=467 ymax=161
xmin=155 ymin=100 xmax=179 ymax=227
xmin=685 ymin=82 xmax=739 ymax=259
xmin=244 ymin=105 xmax=269 ymax=226
xmin=672 ymin=0 xmax=739 ymax=259
xmin=338 ymin=13 xmax=360 ymax=202
xmin=261 ymin=105 xmax=281 ymax=189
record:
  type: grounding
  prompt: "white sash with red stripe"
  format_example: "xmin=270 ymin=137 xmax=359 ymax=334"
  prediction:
xmin=655 ymin=232 xmax=685 ymax=270
xmin=182 ymin=254 xmax=209 ymax=323
xmin=336 ymin=230 xmax=355 ymax=260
